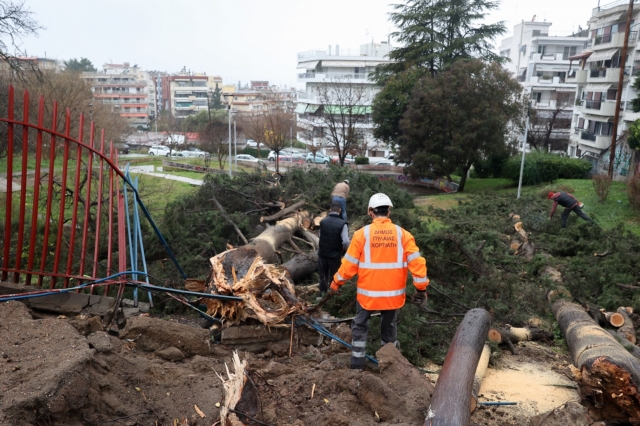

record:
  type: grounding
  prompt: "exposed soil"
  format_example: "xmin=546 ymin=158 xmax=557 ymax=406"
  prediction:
xmin=0 ymin=300 xmax=598 ymax=426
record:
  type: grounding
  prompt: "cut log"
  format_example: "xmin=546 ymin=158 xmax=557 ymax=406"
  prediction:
xmin=617 ymin=307 xmax=637 ymax=344
xmin=283 ymin=251 xmax=318 ymax=283
xmin=470 ymin=344 xmax=491 ymax=413
xmin=312 ymin=212 xmax=328 ymax=228
xmin=204 ymin=211 xmax=312 ymax=325
xmin=604 ymin=311 xmax=625 ymax=328
xmin=488 ymin=326 xmax=553 ymax=351
xmin=587 ymin=306 xmax=607 ymax=328
xmin=260 ymin=200 xmax=306 ymax=223
xmin=427 ymin=308 xmax=492 ymax=426
xmin=551 ymin=298 xmax=640 ymax=422
xmin=487 ymin=328 xmax=517 ymax=355
xmin=606 ymin=330 xmax=640 ymax=361
xmin=217 ymin=351 xmax=261 ymax=426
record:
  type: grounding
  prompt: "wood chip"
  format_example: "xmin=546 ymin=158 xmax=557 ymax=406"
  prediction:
xmin=311 ymin=383 xmax=316 ymax=399
xmin=194 ymin=404 xmax=206 ymax=418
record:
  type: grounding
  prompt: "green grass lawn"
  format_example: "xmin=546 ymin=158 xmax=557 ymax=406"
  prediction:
xmin=413 ymin=176 xmax=640 ymax=235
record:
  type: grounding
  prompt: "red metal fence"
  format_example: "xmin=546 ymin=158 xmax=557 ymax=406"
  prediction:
xmin=0 ymin=86 xmax=129 ymax=295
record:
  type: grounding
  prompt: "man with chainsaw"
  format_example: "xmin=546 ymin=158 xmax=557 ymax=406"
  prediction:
xmin=548 ymin=191 xmax=594 ymax=228
xmin=330 ymin=193 xmax=428 ymax=370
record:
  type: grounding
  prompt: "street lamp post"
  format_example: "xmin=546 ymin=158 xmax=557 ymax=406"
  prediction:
xmin=223 ymin=93 xmax=234 ymax=177
xmin=517 ymin=102 xmax=531 ymax=199
xmin=233 ymin=111 xmax=237 ymax=171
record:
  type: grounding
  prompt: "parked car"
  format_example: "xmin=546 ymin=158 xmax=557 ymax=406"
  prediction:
xmin=114 ymin=143 xmax=130 ymax=154
xmin=181 ymin=147 xmax=210 ymax=158
xmin=246 ymin=139 xmax=258 ymax=147
xmin=331 ymin=154 xmax=355 ymax=164
xmin=306 ymin=152 xmax=331 ymax=164
xmin=373 ymin=158 xmax=395 ymax=166
xmin=236 ymin=154 xmax=263 ymax=163
xmin=268 ymin=150 xmax=294 ymax=161
xmin=148 ymin=145 xmax=171 ymax=156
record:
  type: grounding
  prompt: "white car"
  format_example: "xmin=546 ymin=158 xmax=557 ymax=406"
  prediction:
xmin=148 ymin=145 xmax=171 ymax=156
xmin=246 ymin=140 xmax=258 ymax=147
xmin=236 ymin=154 xmax=262 ymax=163
xmin=181 ymin=148 xmax=210 ymax=158
xmin=374 ymin=159 xmax=395 ymax=166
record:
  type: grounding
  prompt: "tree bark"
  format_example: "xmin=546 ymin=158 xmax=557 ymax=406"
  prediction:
xmin=283 ymin=252 xmax=318 ymax=282
xmin=427 ymin=308 xmax=492 ymax=426
xmin=470 ymin=344 xmax=491 ymax=413
xmin=260 ymin=200 xmax=306 ymax=223
xmin=607 ymin=329 xmax=640 ymax=361
xmin=218 ymin=351 xmax=261 ymax=426
xmin=617 ymin=307 xmax=637 ymax=344
xmin=551 ymin=298 xmax=640 ymax=422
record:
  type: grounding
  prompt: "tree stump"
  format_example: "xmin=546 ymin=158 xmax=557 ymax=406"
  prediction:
xmin=426 ymin=308 xmax=492 ymax=426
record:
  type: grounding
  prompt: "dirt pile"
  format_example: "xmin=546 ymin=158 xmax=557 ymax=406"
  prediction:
xmin=0 ymin=301 xmax=438 ymax=426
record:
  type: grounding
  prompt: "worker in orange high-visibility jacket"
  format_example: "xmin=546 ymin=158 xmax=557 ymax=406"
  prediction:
xmin=330 ymin=193 xmax=428 ymax=370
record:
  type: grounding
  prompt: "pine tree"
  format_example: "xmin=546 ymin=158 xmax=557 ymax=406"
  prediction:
xmin=211 ymin=83 xmax=224 ymax=110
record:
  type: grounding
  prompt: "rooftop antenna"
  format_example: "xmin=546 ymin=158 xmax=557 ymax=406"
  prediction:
xmin=366 ymin=29 xmax=369 ymax=43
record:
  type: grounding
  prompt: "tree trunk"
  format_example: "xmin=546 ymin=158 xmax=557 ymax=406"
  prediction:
xmin=470 ymin=344 xmax=491 ymax=413
xmin=283 ymin=252 xmax=318 ymax=282
xmin=617 ymin=307 xmax=637 ymax=344
xmin=457 ymin=164 xmax=471 ymax=193
xmin=427 ymin=308 xmax=492 ymax=426
xmin=607 ymin=329 xmax=640 ymax=361
xmin=604 ymin=311 xmax=625 ymax=328
xmin=204 ymin=211 xmax=312 ymax=325
xmin=488 ymin=326 xmax=553 ymax=345
xmin=260 ymin=200 xmax=306 ymax=223
xmin=551 ymin=298 xmax=640 ymax=422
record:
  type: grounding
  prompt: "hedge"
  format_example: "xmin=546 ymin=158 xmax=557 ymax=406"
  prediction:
xmin=503 ymin=153 xmax=592 ymax=185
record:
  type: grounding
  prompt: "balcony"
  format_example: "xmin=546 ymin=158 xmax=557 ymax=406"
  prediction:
xmin=579 ymin=130 xmax=612 ymax=149
xmin=298 ymin=72 xmax=316 ymax=79
xmin=566 ymin=69 xmax=588 ymax=84
xmin=581 ymin=130 xmax=596 ymax=141
xmin=593 ymin=31 xmax=637 ymax=47
xmin=579 ymin=100 xmax=618 ymax=116
xmin=587 ymin=67 xmax=629 ymax=84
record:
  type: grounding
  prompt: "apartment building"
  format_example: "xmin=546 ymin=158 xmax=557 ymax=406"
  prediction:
xmin=81 ymin=62 xmax=150 ymax=129
xmin=500 ymin=21 xmax=588 ymax=151
xmin=160 ymin=73 xmax=222 ymax=118
xmin=567 ymin=0 xmax=640 ymax=176
xmin=295 ymin=41 xmax=393 ymax=157
xmin=223 ymin=83 xmax=296 ymax=113
xmin=0 ymin=56 xmax=62 ymax=73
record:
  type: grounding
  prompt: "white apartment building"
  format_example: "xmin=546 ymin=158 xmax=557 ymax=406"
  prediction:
xmin=160 ymin=73 xmax=223 ymax=118
xmin=296 ymin=42 xmax=394 ymax=157
xmin=567 ymin=0 xmax=640 ymax=177
xmin=81 ymin=62 xmax=151 ymax=129
xmin=500 ymin=21 xmax=588 ymax=151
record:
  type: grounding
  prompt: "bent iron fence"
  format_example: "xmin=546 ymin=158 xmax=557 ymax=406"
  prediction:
xmin=0 ymin=86 xmax=186 ymax=296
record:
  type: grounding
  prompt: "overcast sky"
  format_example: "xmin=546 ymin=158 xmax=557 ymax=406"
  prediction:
xmin=17 ymin=0 xmax=601 ymax=87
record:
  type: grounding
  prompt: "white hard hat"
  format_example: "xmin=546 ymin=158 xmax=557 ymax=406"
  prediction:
xmin=368 ymin=193 xmax=393 ymax=210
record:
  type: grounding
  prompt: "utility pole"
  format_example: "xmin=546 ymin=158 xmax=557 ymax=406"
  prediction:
xmin=517 ymin=102 xmax=531 ymax=199
xmin=609 ymin=0 xmax=634 ymax=178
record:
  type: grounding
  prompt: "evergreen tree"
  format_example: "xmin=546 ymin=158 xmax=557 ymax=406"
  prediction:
xmin=63 ymin=57 xmax=97 ymax=72
xmin=211 ymin=83 xmax=224 ymax=110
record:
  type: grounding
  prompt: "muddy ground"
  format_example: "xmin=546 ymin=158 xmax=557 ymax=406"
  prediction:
xmin=0 ymin=300 xmax=600 ymax=426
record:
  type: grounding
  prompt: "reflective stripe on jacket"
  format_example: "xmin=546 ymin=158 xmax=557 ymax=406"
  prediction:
xmin=333 ymin=217 xmax=428 ymax=310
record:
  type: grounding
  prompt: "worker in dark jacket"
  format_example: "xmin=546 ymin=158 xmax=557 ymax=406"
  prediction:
xmin=548 ymin=191 xmax=594 ymax=228
xmin=317 ymin=201 xmax=350 ymax=298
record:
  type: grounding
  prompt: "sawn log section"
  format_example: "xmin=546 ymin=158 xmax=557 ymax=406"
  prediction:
xmin=552 ymin=299 xmax=640 ymax=422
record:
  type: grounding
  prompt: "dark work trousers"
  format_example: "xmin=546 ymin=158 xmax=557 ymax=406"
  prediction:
xmin=318 ymin=256 xmax=342 ymax=294
xmin=561 ymin=205 xmax=593 ymax=228
xmin=350 ymin=300 xmax=398 ymax=369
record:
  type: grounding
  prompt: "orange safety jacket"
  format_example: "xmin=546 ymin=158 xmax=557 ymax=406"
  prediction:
xmin=332 ymin=217 xmax=428 ymax=311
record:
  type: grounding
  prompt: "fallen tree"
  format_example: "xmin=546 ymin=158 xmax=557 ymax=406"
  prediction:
xmin=487 ymin=326 xmax=553 ymax=354
xmin=551 ymin=297 xmax=640 ymax=422
xmin=427 ymin=308 xmax=491 ymax=426
xmin=470 ymin=344 xmax=491 ymax=413
xmin=203 ymin=211 xmax=313 ymax=325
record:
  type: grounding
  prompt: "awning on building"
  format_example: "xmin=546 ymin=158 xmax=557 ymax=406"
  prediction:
xmin=305 ymin=104 xmax=320 ymax=113
xmin=568 ymin=51 xmax=593 ymax=61
xmin=535 ymin=64 xmax=571 ymax=72
xmin=531 ymin=87 xmax=557 ymax=91
xmin=555 ymin=87 xmax=577 ymax=92
xmin=592 ymin=12 xmax=625 ymax=27
xmin=175 ymin=91 xmax=193 ymax=95
xmin=324 ymin=105 xmax=372 ymax=114
xmin=586 ymin=48 xmax=619 ymax=62
xmin=294 ymin=103 xmax=308 ymax=114
xmin=585 ymin=83 xmax=612 ymax=91
xmin=362 ymin=61 xmax=387 ymax=67
xmin=297 ymin=61 xmax=318 ymax=69
xmin=322 ymin=60 xmax=365 ymax=67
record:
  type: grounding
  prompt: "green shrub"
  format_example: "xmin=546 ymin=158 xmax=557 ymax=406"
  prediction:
xmin=355 ymin=156 xmax=369 ymax=165
xmin=471 ymin=151 xmax=510 ymax=178
xmin=503 ymin=153 xmax=592 ymax=186
xmin=242 ymin=147 xmax=270 ymax=158
xmin=628 ymin=175 xmax=640 ymax=210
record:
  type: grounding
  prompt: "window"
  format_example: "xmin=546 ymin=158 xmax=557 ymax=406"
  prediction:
xmin=563 ymin=46 xmax=577 ymax=60
xmin=607 ymin=89 xmax=617 ymax=100
xmin=535 ymin=92 xmax=542 ymax=103
xmin=538 ymin=45 xmax=546 ymax=55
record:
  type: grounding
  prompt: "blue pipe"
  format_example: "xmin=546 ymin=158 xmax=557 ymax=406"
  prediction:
xmin=123 ymin=167 xmax=138 ymax=304
xmin=132 ymin=176 xmax=153 ymax=307
xmin=297 ymin=315 xmax=378 ymax=364
xmin=477 ymin=402 xmax=518 ymax=406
